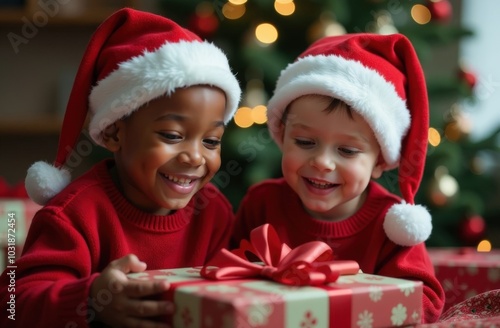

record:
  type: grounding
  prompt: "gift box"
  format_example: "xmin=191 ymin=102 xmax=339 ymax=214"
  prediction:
xmin=129 ymin=268 xmax=423 ymax=328
xmin=428 ymin=247 xmax=500 ymax=312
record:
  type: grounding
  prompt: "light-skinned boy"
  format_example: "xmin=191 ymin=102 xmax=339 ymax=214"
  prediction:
xmin=232 ymin=33 xmax=445 ymax=323
xmin=0 ymin=8 xmax=241 ymax=328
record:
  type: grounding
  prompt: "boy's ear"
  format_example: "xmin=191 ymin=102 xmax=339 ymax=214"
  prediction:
xmin=101 ymin=122 xmax=122 ymax=152
xmin=371 ymin=153 xmax=388 ymax=179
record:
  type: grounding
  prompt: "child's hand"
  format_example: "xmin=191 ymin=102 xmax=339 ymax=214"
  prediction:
xmin=90 ymin=254 xmax=172 ymax=328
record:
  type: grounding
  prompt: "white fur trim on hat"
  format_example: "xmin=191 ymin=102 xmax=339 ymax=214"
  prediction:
xmin=25 ymin=161 xmax=71 ymax=205
xmin=383 ymin=202 xmax=432 ymax=246
xmin=88 ymin=40 xmax=241 ymax=146
xmin=267 ymin=54 xmax=411 ymax=169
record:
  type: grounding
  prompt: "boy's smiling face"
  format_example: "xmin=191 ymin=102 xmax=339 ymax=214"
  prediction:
xmin=281 ymin=95 xmax=386 ymax=221
xmin=104 ymin=85 xmax=226 ymax=215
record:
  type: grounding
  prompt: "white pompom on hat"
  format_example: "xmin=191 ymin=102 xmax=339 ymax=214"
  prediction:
xmin=25 ymin=8 xmax=241 ymax=205
xmin=266 ymin=33 xmax=431 ymax=246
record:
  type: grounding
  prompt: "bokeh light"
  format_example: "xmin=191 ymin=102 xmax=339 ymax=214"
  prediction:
xmin=255 ymin=23 xmax=278 ymax=44
xmin=411 ymin=4 xmax=431 ymax=25
xmin=428 ymin=127 xmax=441 ymax=147
xmin=234 ymin=107 xmax=254 ymax=128
xmin=251 ymin=105 xmax=268 ymax=124
xmin=223 ymin=2 xmax=246 ymax=20
xmin=477 ymin=239 xmax=492 ymax=252
xmin=274 ymin=1 xmax=295 ymax=16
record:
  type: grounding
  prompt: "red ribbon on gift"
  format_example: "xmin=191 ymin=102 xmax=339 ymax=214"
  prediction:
xmin=201 ymin=224 xmax=359 ymax=286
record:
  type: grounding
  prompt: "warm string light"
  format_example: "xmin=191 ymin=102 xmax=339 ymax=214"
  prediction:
xmin=255 ymin=23 xmax=278 ymax=44
xmin=222 ymin=0 xmax=296 ymax=21
xmin=274 ymin=0 xmax=295 ymax=16
xmin=234 ymin=106 xmax=268 ymax=128
xmin=477 ymin=240 xmax=492 ymax=252
xmin=228 ymin=0 xmax=247 ymax=5
xmin=234 ymin=107 xmax=253 ymax=128
xmin=251 ymin=105 xmax=267 ymax=124
xmin=222 ymin=2 xmax=246 ymax=20
xmin=222 ymin=1 xmax=297 ymax=45
xmin=428 ymin=127 xmax=441 ymax=147
xmin=411 ymin=4 xmax=431 ymax=25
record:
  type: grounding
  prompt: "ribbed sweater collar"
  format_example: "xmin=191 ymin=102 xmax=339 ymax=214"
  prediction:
xmin=282 ymin=181 xmax=387 ymax=239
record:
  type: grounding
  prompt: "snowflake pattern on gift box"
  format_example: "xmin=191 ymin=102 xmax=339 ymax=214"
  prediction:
xmin=442 ymin=277 xmax=468 ymax=298
xmin=368 ymin=286 xmax=383 ymax=302
xmin=247 ymin=302 xmax=273 ymax=326
xmin=399 ymin=284 xmax=415 ymax=297
xmin=441 ymin=275 xmax=472 ymax=307
xmin=207 ymin=286 xmax=276 ymax=327
xmin=356 ymin=310 xmax=374 ymax=328
xmin=411 ymin=310 xmax=420 ymax=323
xmin=300 ymin=310 xmax=318 ymax=328
xmin=390 ymin=303 xmax=407 ymax=326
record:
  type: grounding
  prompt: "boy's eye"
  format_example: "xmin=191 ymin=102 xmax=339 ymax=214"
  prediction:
xmin=159 ymin=132 xmax=182 ymax=142
xmin=339 ymin=147 xmax=360 ymax=156
xmin=294 ymin=138 xmax=315 ymax=148
xmin=203 ymin=138 xmax=221 ymax=149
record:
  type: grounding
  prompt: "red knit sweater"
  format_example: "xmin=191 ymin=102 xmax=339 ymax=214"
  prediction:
xmin=0 ymin=159 xmax=234 ymax=328
xmin=232 ymin=178 xmax=445 ymax=324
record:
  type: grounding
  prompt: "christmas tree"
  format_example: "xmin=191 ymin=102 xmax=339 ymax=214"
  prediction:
xmin=159 ymin=0 xmax=500 ymax=248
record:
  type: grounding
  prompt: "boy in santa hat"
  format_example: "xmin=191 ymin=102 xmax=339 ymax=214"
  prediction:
xmin=0 ymin=8 xmax=241 ymax=327
xmin=232 ymin=33 xmax=445 ymax=323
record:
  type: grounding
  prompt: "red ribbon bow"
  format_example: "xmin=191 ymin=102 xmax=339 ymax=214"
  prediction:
xmin=201 ymin=224 xmax=359 ymax=286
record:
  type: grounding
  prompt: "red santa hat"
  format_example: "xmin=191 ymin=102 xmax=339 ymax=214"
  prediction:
xmin=25 ymin=8 xmax=241 ymax=205
xmin=267 ymin=33 xmax=432 ymax=246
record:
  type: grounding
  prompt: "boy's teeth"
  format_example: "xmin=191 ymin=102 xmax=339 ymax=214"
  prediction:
xmin=308 ymin=178 xmax=332 ymax=189
xmin=166 ymin=175 xmax=192 ymax=185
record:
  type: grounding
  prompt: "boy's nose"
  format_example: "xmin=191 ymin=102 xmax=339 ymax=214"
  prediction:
xmin=310 ymin=150 xmax=335 ymax=172
xmin=178 ymin=144 xmax=205 ymax=166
